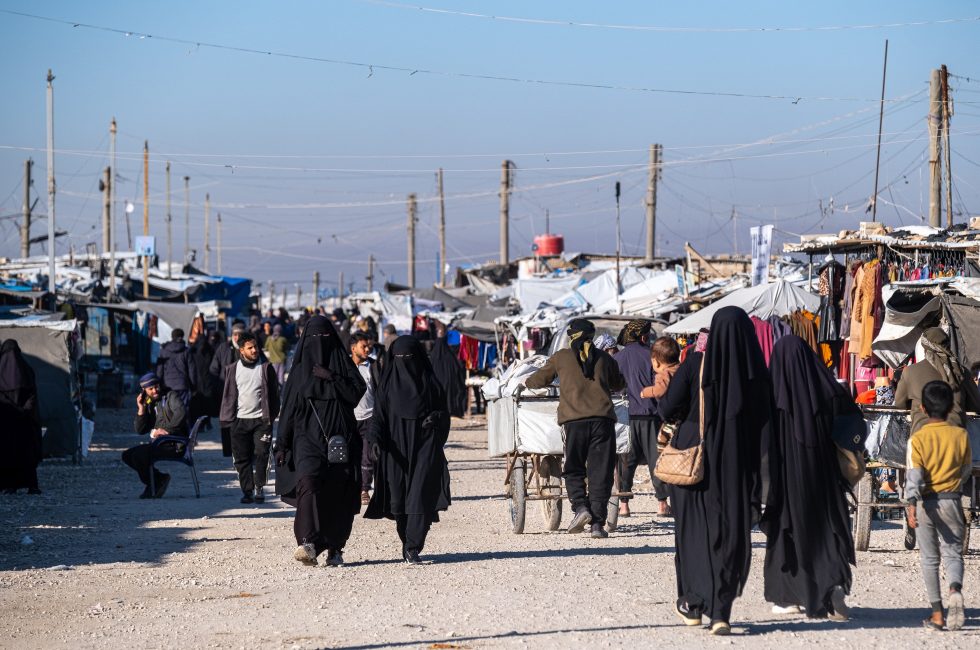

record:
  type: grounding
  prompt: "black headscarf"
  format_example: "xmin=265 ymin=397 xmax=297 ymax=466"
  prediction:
xmin=566 ymin=318 xmax=597 ymax=379
xmin=0 ymin=340 xmax=39 ymax=414
xmin=379 ymin=336 xmax=443 ymax=420
xmin=283 ymin=315 xmax=350 ymax=400
xmin=428 ymin=336 xmax=467 ymax=418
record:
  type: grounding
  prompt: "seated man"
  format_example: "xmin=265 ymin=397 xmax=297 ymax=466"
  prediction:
xmin=121 ymin=372 xmax=189 ymax=499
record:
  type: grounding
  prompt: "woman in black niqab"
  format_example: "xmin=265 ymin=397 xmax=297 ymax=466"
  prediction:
xmin=0 ymin=340 xmax=43 ymax=494
xmin=658 ymin=306 xmax=772 ymax=633
xmin=365 ymin=335 xmax=451 ymax=563
xmin=274 ymin=316 xmax=366 ymax=566
xmin=428 ymin=334 xmax=467 ymax=418
xmin=761 ymin=335 xmax=858 ymax=619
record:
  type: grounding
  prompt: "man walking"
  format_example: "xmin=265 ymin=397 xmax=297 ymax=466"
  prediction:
xmin=264 ymin=323 xmax=289 ymax=386
xmin=156 ymin=328 xmax=196 ymax=409
xmin=210 ymin=321 xmax=245 ymax=457
xmin=350 ymin=331 xmax=381 ymax=504
xmin=220 ymin=332 xmax=280 ymax=504
xmin=614 ymin=319 xmax=670 ymax=518
xmin=526 ymin=319 xmax=625 ymax=538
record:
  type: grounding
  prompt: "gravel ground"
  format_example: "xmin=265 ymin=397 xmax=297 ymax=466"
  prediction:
xmin=1 ymin=409 xmax=978 ymax=649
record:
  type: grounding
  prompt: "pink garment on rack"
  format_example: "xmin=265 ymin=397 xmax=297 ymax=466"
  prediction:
xmin=751 ymin=316 xmax=774 ymax=366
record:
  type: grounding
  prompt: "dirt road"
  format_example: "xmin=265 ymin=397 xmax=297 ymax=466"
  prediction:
xmin=1 ymin=410 xmax=977 ymax=648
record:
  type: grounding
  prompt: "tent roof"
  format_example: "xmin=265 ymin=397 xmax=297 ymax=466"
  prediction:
xmin=663 ymin=279 xmax=819 ymax=335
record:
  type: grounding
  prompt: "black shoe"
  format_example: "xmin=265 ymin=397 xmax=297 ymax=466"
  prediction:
xmin=326 ymin=549 xmax=344 ymax=567
xmin=153 ymin=474 xmax=171 ymax=498
xmin=240 ymin=494 xmax=254 ymax=504
xmin=404 ymin=550 xmax=422 ymax=565
xmin=253 ymin=487 xmax=265 ymax=503
xmin=139 ymin=486 xmax=153 ymax=499
xmin=567 ymin=509 xmax=591 ymax=534
xmin=590 ymin=523 xmax=609 ymax=539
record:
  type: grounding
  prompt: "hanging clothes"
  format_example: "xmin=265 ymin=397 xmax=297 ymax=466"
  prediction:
xmin=816 ymin=261 xmax=845 ymax=343
xmin=457 ymin=335 xmax=480 ymax=370
xmin=751 ymin=316 xmax=774 ymax=366
xmin=858 ymin=260 xmax=882 ymax=360
xmin=844 ymin=262 xmax=864 ymax=349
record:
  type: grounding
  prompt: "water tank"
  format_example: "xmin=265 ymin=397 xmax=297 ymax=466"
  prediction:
xmin=533 ymin=234 xmax=564 ymax=257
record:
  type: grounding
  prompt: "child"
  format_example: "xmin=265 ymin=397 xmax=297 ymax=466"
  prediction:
xmin=905 ymin=380 xmax=972 ymax=631
xmin=640 ymin=336 xmax=681 ymax=516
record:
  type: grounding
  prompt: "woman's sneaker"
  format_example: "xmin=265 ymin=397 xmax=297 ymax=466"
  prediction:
xmin=293 ymin=543 xmax=317 ymax=566
xmin=567 ymin=509 xmax=590 ymax=534
xmin=674 ymin=599 xmax=702 ymax=627
xmin=829 ymin=585 xmax=849 ymax=621
xmin=325 ymin=550 xmax=344 ymax=567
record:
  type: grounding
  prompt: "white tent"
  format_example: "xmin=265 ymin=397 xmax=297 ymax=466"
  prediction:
xmin=663 ymin=279 xmax=820 ymax=335
xmin=513 ymin=274 xmax=582 ymax=314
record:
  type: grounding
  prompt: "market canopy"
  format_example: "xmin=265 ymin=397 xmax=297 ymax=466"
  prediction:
xmin=663 ymin=279 xmax=820 ymax=335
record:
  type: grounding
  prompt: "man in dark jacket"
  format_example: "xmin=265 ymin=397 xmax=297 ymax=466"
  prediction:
xmin=614 ymin=319 xmax=670 ymax=518
xmin=156 ymin=328 xmax=196 ymax=409
xmin=121 ymin=373 xmax=188 ymax=499
xmin=526 ymin=319 xmax=626 ymax=538
xmin=220 ymin=332 xmax=280 ymax=504
xmin=210 ymin=321 xmax=245 ymax=456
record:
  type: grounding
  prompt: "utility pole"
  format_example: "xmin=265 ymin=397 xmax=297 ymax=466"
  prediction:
xmin=928 ymin=68 xmax=943 ymax=227
xmin=871 ymin=40 xmax=888 ymax=222
xmin=165 ymin=162 xmax=172 ymax=279
xmin=313 ymin=271 xmax=320 ymax=308
xmin=142 ymin=141 xmax=149 ymax=298
xmin=942 ymin=64 xmax=954 ymax=227
xmin=615 ymin=181 xmax=622 ymax=313
xmin=437 ymin=168 xmax=446 ymax=286
xmin=281 ymin=286 xmax=287 ymax=311
xmin=102 ymin=167 xmax=111 ymax=260
xmin=216 ymin=213 xmax=222 ymax=274
xmin=645 ymin=144 xmax=661 ymax=261
xmin=731 ymin=207 xmax=738 ymax=255
xmin=338 ymin=271 xmax=344 ymax=304
xmin=45 ymin=70 xmax=56 ymax=296
xmin=269 ymin=281 xmax=275 ymax=310
xmin=367 ymin=254 xmax=375 ymax=292
xmin=499 ymin=160 xmax=512 ymax=265
xmin=183 ymin=176 xmax=190 ymax=262
xmin=203 ymin=193 xmax=210 ymax=273
xmin=110 ymin=118 xmax=117 ymax=260
xmin=20 ymin=159 xmax=32 ymax=258
xmin=296 ymin=284 xmax=302 ymax=310
xmin=407 ymin=193 xmax=417 ymax=288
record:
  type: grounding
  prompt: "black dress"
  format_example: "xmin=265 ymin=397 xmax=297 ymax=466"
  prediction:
xmin=0 ymin=340 xmax=42 ymax=493
xmin=275 ymin=316 xmax=366 ymax=555
xmin=365 ymin=336 xmax=451 ymax=557
xmin=760 ymin=335 xmax=856 ymax=617
xmin=659 ymin=306 xmax=772 ymax=624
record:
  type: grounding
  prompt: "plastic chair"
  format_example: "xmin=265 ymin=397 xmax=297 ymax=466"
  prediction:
xmin=149 ymin=416 xmax=207 ymax=498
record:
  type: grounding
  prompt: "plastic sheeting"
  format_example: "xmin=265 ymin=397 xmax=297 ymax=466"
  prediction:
xmin=487 ymin=395 xmax=631 ymax=457
xmin=513 ymin=275 xmax=582 ymax=314
xmin=870 ymin=292 xmax=941 ymax=369
xmin=664 ymin=279 xmax=820 ymax=335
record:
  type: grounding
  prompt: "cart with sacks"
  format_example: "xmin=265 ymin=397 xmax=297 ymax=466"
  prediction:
xmin=852 ymin=406 xmax=980 ymax=553
xmin=483 ymin=356 xmax=632 ymax=534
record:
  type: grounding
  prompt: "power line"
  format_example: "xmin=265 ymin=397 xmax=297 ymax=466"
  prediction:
xmin=0 ymin=9 xmax=945 ymax=104
xmin=360 ymin=1 xmax=980 ymax=34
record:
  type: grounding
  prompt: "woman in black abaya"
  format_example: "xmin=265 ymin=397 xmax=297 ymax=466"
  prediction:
xmin=658 ymin=306 xmax=771 ymax=635
xmin=761 ymin=335 xmax=858 ymax=619
xmin=428 ymin=332 xmax=467 ymax=418
xmin=0 ymin=340 xmax=43 ymax=494
xmin=365 ymin=336 xmax=451 ymax=564
xmin=274 ymin=316 xmax=366 ymax=567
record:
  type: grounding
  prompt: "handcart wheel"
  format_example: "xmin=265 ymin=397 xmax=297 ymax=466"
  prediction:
xmin=606 ymin=466 xmax=620 ymax=532
xmin=902 ymin=510 xmax=916 ymax=550
xmin=853 ymin=472 xmax=873 ymax=552
xmin=509 ymin=458 xmax=527 ymax=534
xmin=539 ymin=455 xmax=563 ymax=531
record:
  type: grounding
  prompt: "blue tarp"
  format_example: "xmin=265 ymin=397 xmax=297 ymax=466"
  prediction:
xmin=197 ymin=276 xmax=252 ymax=315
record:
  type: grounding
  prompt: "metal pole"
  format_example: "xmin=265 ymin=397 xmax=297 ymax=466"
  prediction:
xmin=870 ymin=40 xmax=888 ymax=222
xmin=45 ymin=70 xmax=56 ymax=296
xmin=183 ymin=175 xmax=190 ymax=262
xmin=21 ymin=159 xmax=32 ymax=258
xmin=142 ymin=141 xmax=149 ymax=298
xmin=203 ymin=193 xmax=210 ymax=273
xmin=407 ymin=193 xmax=417 ymax=288
xmin=928 ymin=69 xmax=942 ymax=227
xmin=110 ymin=118 xmax=116 ymax=257
xmin=499 ymin=161 xmax=511 ymax=264
xmin=165 ymin=162 xmax=172 ymax=278
xmin=615 ymin=181 xmax=622 ymax=313
xmin=216 ymin=212 xmax=222 ymax=274
xmin=438 ymin=168 xmax=446 ymax=286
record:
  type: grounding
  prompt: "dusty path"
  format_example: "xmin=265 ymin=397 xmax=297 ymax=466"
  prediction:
xmin=1 ymin=410 xmax=978 ymax=649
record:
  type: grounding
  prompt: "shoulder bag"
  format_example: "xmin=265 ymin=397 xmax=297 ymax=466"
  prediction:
xmin=654 ymin=359 xmax=705 ymax=486
xmin=307 ymin=397 xmax=350 ymax=464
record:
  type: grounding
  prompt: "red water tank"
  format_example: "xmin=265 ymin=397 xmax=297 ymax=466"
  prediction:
xmin=533 ymin=234 xmax=564 ymax=257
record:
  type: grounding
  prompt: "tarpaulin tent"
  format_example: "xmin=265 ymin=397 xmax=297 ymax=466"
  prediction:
xmin=663 ymin=279 xmax=819 ymax=335
xmin=0 ymin=319 xmax=81 ymax=459
xmin=870 ymin=289 xmax=942 ymax=368
xmin=513 ymin=274 xmax=582 ymax=314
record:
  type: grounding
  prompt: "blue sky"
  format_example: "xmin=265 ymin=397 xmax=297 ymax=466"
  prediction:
xmin=1 ymin=1 xmax=979 ymax=294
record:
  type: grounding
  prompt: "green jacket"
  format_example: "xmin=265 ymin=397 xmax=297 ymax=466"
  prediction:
xmin=264 ymin=335 xmax=288 ymax=364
